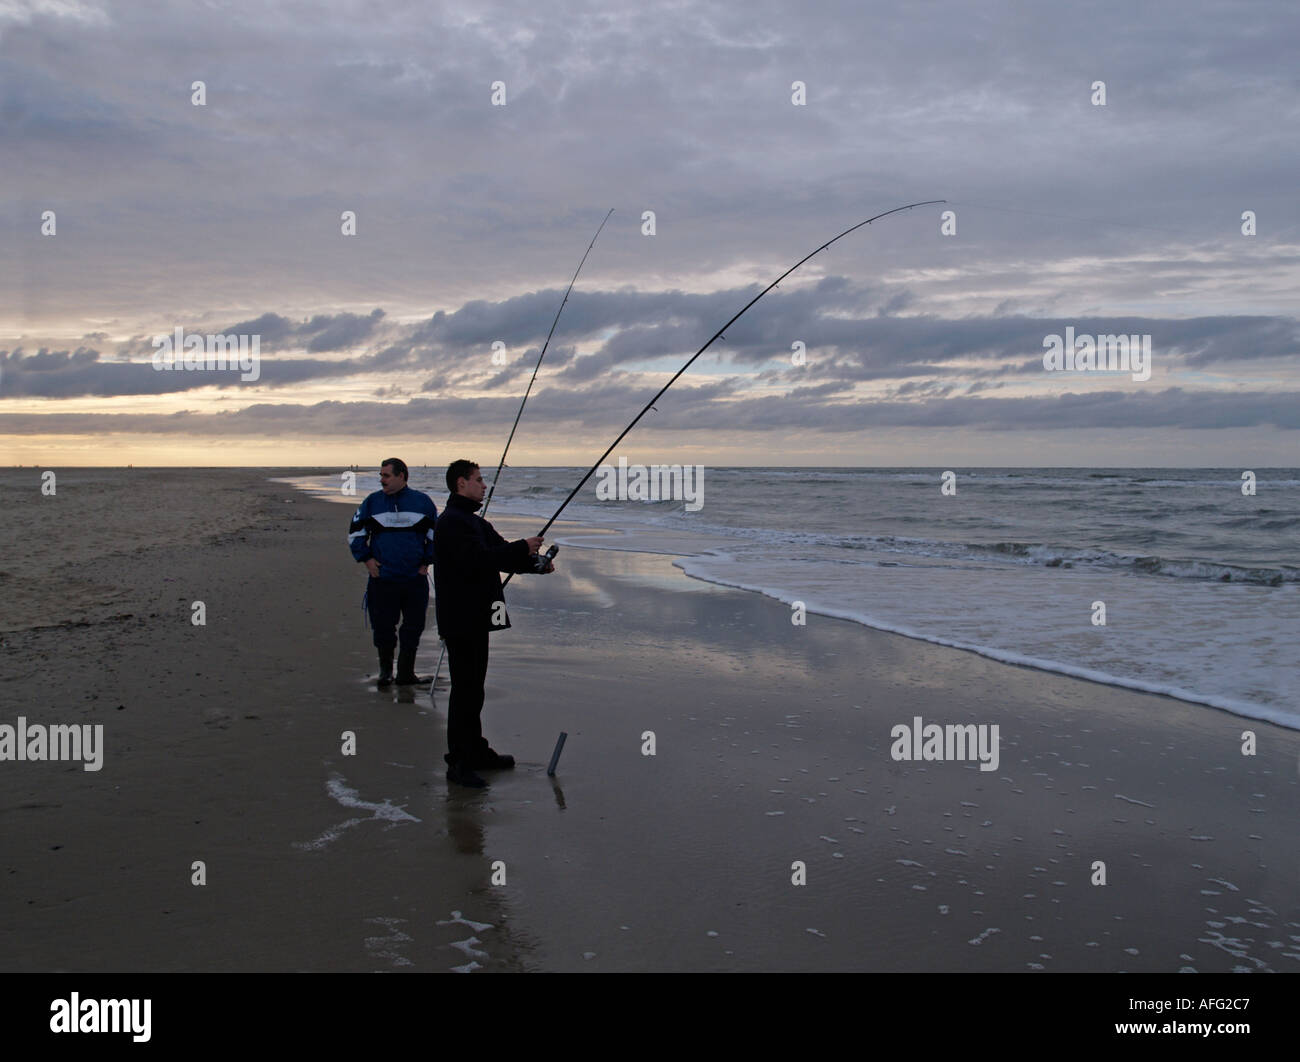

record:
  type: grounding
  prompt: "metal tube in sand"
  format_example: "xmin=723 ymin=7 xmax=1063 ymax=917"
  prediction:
xmin=547 ymin=732 xmax=568 ymax=776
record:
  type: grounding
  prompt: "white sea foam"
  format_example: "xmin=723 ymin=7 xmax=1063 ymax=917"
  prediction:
xmin=294 ymin=774 xmax=421 ymax=851
xmin=672 ymin=552 xmax=1299 ymax=730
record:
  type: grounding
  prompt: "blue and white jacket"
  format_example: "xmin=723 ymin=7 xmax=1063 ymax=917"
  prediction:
xmin=348 ymin=486 xmax=437 ymax=580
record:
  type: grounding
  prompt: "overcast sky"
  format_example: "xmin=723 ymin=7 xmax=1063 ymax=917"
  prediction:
xmin=2 ymin=0 xmax=1297 ymax=467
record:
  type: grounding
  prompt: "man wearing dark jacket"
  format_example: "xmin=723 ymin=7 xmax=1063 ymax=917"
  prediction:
xmin=348 ymin=458 xmax=438 ymax=687
xmin=435 ymin=458 xmax=552 ymax=788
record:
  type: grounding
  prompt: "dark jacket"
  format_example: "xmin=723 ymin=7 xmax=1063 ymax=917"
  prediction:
xmin=433 ymin=493 xmax=535 ymax=638
xmin=348 ymin=486 xmax=437 ymax=579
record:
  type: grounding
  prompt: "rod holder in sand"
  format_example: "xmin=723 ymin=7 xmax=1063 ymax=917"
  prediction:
xmin=547 ymin=732 xmax=568 ymax=776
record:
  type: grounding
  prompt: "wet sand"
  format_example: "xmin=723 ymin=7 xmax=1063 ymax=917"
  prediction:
xmin=2 ymin=469 xmax=1297 ymax=971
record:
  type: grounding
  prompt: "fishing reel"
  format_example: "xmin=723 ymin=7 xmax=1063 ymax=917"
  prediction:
xmin=533 ymin=544 xmax=559 ymax=573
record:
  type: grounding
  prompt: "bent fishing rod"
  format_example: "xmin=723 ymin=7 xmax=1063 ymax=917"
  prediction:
xmin=430 ymin=209 xmax=614 ymax=695
xmin=503 ymin=199 xmax=945 ymax=588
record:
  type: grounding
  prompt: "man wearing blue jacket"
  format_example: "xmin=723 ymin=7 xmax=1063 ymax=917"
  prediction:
xmin=348 ymin=458 xmax=438 ymax=687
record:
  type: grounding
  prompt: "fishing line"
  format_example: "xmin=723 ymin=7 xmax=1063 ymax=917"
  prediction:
xmin=502 ymin=200 xmax=945 ymax=588
xmin=484 ymin=208 xmax=615 ymax=515
xmin=945 ymin=198 xmax=1188 ymax=238
xmin=431 ymin=209 xmax=614 ymax=697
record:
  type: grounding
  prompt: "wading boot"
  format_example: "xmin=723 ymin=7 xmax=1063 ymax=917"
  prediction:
xmin=444 ymin=749 xmax=515 ymax=770
xmin=446 ymin=761 xmax=488 ymax=789
xmin=394 ymin=649 xmax=431 ymax=687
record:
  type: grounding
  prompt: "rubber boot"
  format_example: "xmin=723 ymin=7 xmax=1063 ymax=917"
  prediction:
xmin=394 ymin=648 xmax=431 ymax=687
xmin=376 ymin=649 xmax=394 ymax=688
xmin=446 ymin=760 xmax=488 ymax=788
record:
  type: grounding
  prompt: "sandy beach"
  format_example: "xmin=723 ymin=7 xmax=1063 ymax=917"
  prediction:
xmin=1 ymin=468 xmax=1296 ymax=972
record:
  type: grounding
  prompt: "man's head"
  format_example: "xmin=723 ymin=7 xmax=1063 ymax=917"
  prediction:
xmin=380 ymin=458 xmax=409 ymax=495
xmin=446 ymin=459 xmax=486 ymax=503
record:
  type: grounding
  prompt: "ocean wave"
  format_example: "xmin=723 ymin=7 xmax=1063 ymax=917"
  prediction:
xmin=672 ymin=557 xmax=1300 ymax=732
xmin=978 ymin=542 xmax=1294 ymax=584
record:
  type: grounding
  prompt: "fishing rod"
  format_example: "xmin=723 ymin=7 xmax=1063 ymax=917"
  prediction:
xmin=502 ymin=200 xmax=945 ymax=588
xmin=430 ymin=209 xmax=614 ymax=696
xmin=484 ymin=208 xmax=615 ymax=515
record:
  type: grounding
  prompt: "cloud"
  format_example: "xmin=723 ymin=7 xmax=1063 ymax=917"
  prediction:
xmin=4 ymin=0 xmax=1298 ymax=464
xmin=3 ymin=386 xmax=1296 ymax=438
xmin=301 ymin=308 xmax=385 ymax=352
xmin=4 ymin=285 xmax=1296 ymax=405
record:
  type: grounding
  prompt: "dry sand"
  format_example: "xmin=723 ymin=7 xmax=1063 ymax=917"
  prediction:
xmin=2 ymin=469 xmax=1296 ymax=971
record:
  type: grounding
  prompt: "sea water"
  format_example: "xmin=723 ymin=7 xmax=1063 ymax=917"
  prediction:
xmin=282 ymin=467 xmax=1299 ymax=730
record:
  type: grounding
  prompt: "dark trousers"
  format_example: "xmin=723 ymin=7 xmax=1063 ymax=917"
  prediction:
xmin=366 ymin=576 xmax=428 ymax=653
xmin=445 ymin=631 xmax=491 ymax=764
